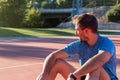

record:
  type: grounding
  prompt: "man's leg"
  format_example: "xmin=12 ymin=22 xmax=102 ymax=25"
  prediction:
xmin=85 ymin=67 xmax=110 ymax=80
xmin=37 ymin=59 xmax=76 ymax=80
xmin=99 ymin=68 xmax=111 ymax=80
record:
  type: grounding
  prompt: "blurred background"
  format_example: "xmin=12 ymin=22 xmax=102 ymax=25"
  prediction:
xmin=0 ymin=0 xmax=120 ymax=30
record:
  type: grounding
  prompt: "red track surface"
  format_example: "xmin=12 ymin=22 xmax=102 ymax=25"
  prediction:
xmin=0 ymin=36 xmax=119 ymax=80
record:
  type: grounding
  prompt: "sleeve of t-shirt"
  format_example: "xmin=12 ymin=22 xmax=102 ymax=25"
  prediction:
xmin=63 ymin=40 xmax=81 ymax=57
xmin=99 ymin=38 xmax=115 ymax=56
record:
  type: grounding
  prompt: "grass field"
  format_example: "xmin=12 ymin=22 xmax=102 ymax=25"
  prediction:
xmin=0 ymin=27 xmax=119 ymax=37
xmin=0 ymin=27 xmax=75 ymax=37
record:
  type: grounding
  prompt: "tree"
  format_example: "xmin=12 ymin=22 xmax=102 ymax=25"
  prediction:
xmin=0 ymin=0 xmax=29 ymax=27
xmin=37 ymin=0 xmax=72 ymax=8
xmin=106 ymin=3 xmax=120 ymax=22
xmin=23 ymin=8 xmax=43 ymax=28
xmin=37 ymin=0 xmax=120 ymax=9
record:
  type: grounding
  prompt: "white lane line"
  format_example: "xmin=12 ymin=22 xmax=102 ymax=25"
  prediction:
xmin=0 ymin=62 xmax=43 ymax=70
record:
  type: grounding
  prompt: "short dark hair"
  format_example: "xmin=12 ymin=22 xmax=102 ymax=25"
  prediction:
xmin=72 ymin=13 xmax=98 ymax=33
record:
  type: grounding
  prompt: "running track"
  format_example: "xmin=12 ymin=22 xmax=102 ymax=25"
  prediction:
xmin=0 ymin=36 xmax=119 ymax=80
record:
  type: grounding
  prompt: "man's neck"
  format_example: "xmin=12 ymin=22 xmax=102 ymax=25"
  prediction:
xmin=87 ymin=34 xmax=98 ymax=47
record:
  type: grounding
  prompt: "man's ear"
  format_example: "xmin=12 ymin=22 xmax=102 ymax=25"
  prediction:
xmin=83 ymin=28 xmax=90 ymax=34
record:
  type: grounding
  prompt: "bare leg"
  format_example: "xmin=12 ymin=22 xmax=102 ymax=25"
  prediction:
xmin=85 ymin=67 xmax=110 ymax=80
xmin=99 ymin=68 xmax=111 ymax=80
xmin=36 ymin=59 xmax=75 ymax=80
xmin=85 ymin=68 xmax=101 ymax=80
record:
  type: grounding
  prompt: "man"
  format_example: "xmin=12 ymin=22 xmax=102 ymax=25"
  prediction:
xmin=36 ymin=13 xmax=118 ymax=80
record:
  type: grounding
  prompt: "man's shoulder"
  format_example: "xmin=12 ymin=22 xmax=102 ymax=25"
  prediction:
xmin=66 ymin=40 xmax=86 ymax=49
xmin=98 ymin=36 xmax=116 ymax=56
xmin=98 ymin=35 xmax=115 ymax=48
xmin=99 ymin=35 xmax=112 ymax=43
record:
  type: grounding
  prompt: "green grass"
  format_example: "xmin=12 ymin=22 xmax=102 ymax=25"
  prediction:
xmin=0 ymin=27 xmax=75 ymax=37
xmin=99 ymin=30 xmax=120 ymax=35
xmin=0 ymin=27 xmax=119 ymax=37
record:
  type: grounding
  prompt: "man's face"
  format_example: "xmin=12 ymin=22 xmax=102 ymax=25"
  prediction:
xmin=75 ymin=24 xmax=88 ymax=42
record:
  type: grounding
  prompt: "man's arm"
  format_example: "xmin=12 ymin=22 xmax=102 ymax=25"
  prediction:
xmin=73 ymin=50 xmax=111 ymax=78
xmin=41 ymin=49 xmax=69 ymax=78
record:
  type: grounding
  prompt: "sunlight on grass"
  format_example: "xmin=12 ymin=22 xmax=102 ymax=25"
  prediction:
xmin=0 ymin=27 xmax=119 ymax=37
xmin=0 ymin=27 xmax=75 ymax=37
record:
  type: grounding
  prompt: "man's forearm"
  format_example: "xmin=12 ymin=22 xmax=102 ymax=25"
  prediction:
xmin=73 ymin=56 xmax=102 ymax=78
xmin=73 ymin=51 xmax=111 ymax=78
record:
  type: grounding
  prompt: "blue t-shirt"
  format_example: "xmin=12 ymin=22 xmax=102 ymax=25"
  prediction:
xmin=63 ymin=35 xmax=118 ymax=80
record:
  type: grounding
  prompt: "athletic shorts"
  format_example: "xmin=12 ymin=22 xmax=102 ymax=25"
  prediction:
xmin=81 ymin=75 xmax=86 ymax=80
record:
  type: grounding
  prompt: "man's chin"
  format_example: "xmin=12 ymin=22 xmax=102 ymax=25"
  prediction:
xmin=80 ymin=39 xmax=86 ymax=43
xmin=79 ymin=38 xmax=87 ymax=42
xmin=81 ymin=41 xmax=86 ymax=43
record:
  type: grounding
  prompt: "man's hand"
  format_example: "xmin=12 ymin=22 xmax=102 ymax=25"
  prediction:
xmin=67 ymin=73 xmax=77 ymax=80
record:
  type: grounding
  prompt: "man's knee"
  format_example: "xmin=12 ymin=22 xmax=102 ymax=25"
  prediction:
xmin=53 ymin=59 xmax=65 ymax=69
xmin=50 ymin=59 xmax=62 ymax=72
xmin=52 ymin=59 xmax=71 ymax=73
